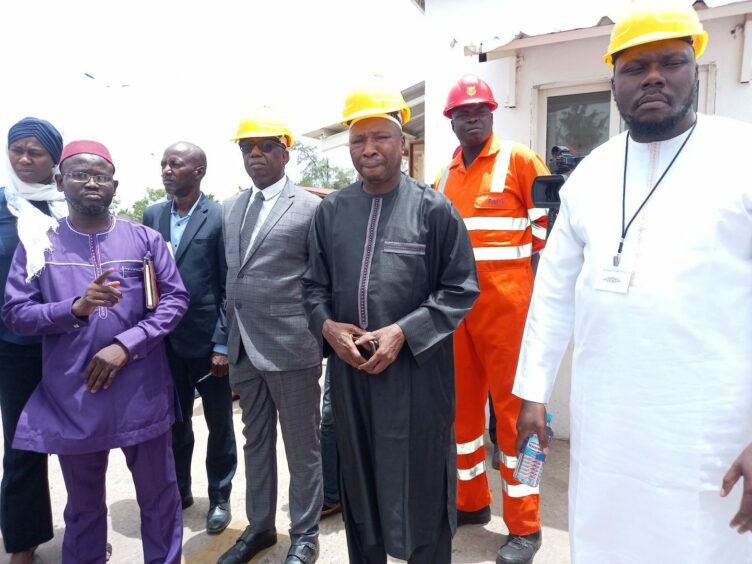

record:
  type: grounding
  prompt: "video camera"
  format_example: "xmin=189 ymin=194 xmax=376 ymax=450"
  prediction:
xmin=531 ymin=146 xmax=585 ymax=238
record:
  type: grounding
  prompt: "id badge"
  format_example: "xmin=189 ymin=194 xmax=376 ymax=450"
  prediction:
xmin=593 ymin=266 xmax=632 ymax=294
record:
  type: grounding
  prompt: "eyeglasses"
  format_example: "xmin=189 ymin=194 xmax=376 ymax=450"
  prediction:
xmin=64 ymin=171 xmax=114 ymax=184
xmin=239 ymin=140 xmax=286 ymax=154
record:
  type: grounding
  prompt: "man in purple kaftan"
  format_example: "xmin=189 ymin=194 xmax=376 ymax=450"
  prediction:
xmin=2 ymin=140 xmax=189 ymax=564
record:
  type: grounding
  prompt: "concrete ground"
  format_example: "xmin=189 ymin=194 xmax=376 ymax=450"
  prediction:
xmin=0 ymin=376 xmax=571 ymax=564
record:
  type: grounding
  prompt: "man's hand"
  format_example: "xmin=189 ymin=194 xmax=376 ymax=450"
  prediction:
xmin=84 ymin=343 xmax=129 ymax=393
xmin=322 ymin=319 xmax=367 ymax=369
xmin=721 ymin=442 xmax=752 ymax=533
xmin=210 ymin=352 xmax=229 ymax=377
xmin=72 ymin=268 xmax=123 ymax=317
xmin=515 ymin=400 xmax=549 ymax=453
xmin=356 ymin=324 xmax=405 ymax=375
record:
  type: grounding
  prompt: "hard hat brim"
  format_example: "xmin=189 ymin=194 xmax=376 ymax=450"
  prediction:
xmin=230 ymin=132 xmax=294 ymax=146
xmin=443 ymin=99 xmax=499 ymax=119
xmin=341 ymin=107 xmax=411 ymax=127
xmin=604 ymin=31 xmax=708 ymax=68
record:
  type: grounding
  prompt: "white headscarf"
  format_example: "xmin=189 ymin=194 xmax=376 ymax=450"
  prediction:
xmin=4 ymin=153 xmax=68 ymax=281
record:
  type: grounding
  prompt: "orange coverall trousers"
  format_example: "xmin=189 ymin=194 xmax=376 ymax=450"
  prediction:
xmin=454 ymin=261 xmax=540 ymax=536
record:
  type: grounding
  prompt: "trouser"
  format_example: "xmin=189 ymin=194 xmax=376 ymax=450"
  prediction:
xmin=342 ymin=471 xmax=452 ymax=564
xmin=454 ymin=265 xmax=540 ymax=536
xmin=166 ymin=344 xmax=237 ymax=504
xmin=57 ymin=431 xmax=182 ymax=564
xmin=320 ymin=363 xmax=340 ymax=506
xmin=231 ymin=352 xmax=323 ymax=543
xmin=0 ymin=339 xmax=53 ymax=553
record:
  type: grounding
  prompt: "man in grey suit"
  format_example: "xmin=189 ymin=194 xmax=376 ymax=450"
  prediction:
xmin=143 ymin=142 xmax=237 ymax=535
xmin=217 ymin=118 xmax=322 ymax=564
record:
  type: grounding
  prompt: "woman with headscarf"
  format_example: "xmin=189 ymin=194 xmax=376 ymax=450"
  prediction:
xmin=0 ymin=116 xmax=64 ymax=563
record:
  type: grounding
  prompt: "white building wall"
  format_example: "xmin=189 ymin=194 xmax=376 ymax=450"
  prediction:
xmin=425 ymin=4 xmax=752 ymax=439
xmin=703 ymin=14 xmax=752 ymax=119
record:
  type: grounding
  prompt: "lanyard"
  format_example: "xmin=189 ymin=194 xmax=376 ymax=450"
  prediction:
xmin=613 ymin=121 xmax=697 ymax=267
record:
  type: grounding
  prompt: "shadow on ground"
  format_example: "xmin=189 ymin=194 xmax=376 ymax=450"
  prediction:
xmin=109 ymin=499 xmax=141 ymax=538
xmin=182 ymin=524 xmax=289 ymax=563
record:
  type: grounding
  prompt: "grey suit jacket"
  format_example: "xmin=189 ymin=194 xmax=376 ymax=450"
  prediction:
xmin=223 ymin=179 xmax=321 ymax=372
xmin=143 ymin=193 xmax=228 ymax=358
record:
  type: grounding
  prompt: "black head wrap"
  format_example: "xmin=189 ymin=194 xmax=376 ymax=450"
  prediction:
xmin=8 ymin=117 xmax=64 ymax=164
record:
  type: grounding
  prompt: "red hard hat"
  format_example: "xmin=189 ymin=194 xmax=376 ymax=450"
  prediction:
xmin=443 ymin=74 xmax=498 ymax=118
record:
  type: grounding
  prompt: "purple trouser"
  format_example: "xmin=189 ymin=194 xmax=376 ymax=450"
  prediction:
xmin=57 ymin=431 xmax=182 ymax=564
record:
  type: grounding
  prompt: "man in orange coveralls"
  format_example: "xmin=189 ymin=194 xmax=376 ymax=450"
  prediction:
xmin=435 ymin=74 xmax=549 ymax=564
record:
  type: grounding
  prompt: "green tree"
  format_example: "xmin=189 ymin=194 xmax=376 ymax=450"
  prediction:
xmin=291 ymin=141 xmax=355 ymax=189
xmin=113 ymin=187 xmax=166 ymax=223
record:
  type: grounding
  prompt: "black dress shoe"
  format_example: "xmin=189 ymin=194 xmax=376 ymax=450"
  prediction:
xmin=206 ymin=502 xmax=231 ymax=535
xmin=496 ymin=530 xmax=542 ymax=564
xmin=217 ymin=527 xmax=276 ymax=564
xmin=457 ymin=505 xmax=491 ymax=526
xmin=285 ymin=538 xmax=319 ymax=563
xmin=181 ymin=491 xmax=194 ymax=510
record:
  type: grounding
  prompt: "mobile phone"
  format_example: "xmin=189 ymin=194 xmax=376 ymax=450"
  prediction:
xmin=352 ymin=335 xmax=379 ymax=360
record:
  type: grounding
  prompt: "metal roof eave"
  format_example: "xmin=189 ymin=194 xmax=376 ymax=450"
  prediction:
xmin=466 ymin=0 xmax=752 ymax=61
xmin=466 ymin=25 xmax=611 ymax=61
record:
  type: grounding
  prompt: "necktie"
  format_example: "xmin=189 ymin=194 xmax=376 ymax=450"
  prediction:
xmin=240 ymin=190 xmax=265 ymax=259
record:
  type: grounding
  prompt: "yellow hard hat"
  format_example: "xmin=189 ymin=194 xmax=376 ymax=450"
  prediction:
xmin=341 ymin=78 xmax=411 ymax=126
xmin=604 ymin=0 xmax=708 ymax=68
xmin=231 ymin=116 xmax=294 ymax=147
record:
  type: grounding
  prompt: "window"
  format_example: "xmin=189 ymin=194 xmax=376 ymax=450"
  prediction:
xmin=545 ymin=91 xmax=611 ymax=162
xmin=534 ymin=81 xmax=621 ymax=167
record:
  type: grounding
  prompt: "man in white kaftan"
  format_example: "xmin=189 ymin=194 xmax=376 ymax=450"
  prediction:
xmin=513 ymin=3 xmax=752 ymax=563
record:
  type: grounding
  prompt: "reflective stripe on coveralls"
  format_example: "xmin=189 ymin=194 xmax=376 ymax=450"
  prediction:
xmin=530 ymin=208 xmax=548 ymax=240
xmin=456 ymin=434 xmax=485 ymax=456
xmin=464 ymin=216 xmax=529 ymax=231
xmin=457 ymin=460 xmax=486 ymax=481
xmin=499 ymin=451 xmax=518 ymax=470
xmin=473 ymin=244 xmax=532 ymax=261
xmin=502 ymin=479 xmax=540 ymax=497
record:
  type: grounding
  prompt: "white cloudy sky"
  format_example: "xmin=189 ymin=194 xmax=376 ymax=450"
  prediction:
xmin=0 ymin=0 xmax=733 ymax=205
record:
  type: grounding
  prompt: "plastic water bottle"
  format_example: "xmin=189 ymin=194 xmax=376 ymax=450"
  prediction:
xmin=513 ymin=413 xmax=554 ymax=488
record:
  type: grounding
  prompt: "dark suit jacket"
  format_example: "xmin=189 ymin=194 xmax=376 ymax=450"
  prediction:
xmin=143 ymin=193 xmax=227 ymax=358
